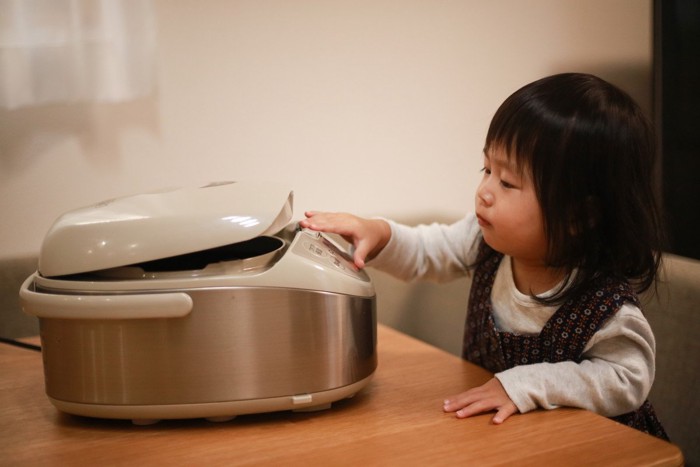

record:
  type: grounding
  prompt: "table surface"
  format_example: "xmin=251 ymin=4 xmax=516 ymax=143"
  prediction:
xmin=0 ymin=325 xmax=684 ymax=466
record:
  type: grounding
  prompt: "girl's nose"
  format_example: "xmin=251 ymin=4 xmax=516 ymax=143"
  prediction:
xmin=477 ymin=186 xmax=494 ymax=206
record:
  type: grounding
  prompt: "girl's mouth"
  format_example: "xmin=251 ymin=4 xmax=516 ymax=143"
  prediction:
xmin=476 ymin=214 xmax=491 ymax=228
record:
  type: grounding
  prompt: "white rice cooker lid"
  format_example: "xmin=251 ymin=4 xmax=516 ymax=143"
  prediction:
xmin=38 ymin=181 xmax=294 ymax=277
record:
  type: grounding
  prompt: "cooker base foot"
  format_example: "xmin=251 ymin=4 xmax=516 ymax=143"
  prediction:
xmin=132 ymin=419 xmax=160 ymax=426
xmin=206 ymin=416 xmax=236 ymax=423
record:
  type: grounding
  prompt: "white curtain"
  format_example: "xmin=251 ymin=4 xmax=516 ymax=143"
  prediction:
xmin=0 ymin=0 xmax=156 ymax=109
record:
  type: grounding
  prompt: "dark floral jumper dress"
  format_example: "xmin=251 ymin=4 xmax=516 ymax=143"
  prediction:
xmin=462 ymin=247 xmax=669 ymax=440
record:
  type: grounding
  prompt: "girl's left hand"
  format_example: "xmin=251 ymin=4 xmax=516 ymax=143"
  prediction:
xmin=443 ymin=377 xmax=518 ymax=424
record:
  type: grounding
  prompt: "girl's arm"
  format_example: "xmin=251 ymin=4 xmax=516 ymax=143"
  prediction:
xmin=494 ymin=304 xmax=655 ymax=417
xmin=301 ymin=212 xmax=480 ymax=281
xmin=368 ymin=214 xmax=481 ymax=282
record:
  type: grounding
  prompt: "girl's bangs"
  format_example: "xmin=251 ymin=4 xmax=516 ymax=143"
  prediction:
xmin=484 ymin=101 xmax=543 ymax=174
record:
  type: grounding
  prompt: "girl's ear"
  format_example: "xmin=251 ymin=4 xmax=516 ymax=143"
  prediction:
xmin=568 ymin=196 xmax=600 ymax=235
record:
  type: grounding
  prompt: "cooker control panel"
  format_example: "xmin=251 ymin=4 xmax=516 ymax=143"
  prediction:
xmin=292 ymin=230 xmax=368 ymax=281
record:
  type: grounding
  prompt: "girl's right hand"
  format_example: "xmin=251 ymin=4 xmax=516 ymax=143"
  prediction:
xmin=299 ymin=211 xmax=391 ymax=269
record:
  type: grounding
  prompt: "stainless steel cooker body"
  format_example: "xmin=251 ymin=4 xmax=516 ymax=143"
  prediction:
xmin=34 ymin=284 xmax=376 ymax=413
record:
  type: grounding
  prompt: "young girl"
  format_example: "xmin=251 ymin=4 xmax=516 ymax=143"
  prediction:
xmin=299 ymin=73 xmax=669 ymax=439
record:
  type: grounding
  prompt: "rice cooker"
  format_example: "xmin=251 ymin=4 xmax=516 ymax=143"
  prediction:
xmin=20 ymin=181 xmax=376 ymax=424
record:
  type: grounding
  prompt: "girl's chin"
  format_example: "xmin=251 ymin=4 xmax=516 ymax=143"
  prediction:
xmin=480 ymin=234 xmax=507 ymax=256
xmin=480 ymin=234 xmax=497 ymax=250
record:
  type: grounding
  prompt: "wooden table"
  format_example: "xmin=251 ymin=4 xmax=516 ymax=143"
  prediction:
xmin=0 ymin=325 xmax=683 ymax=466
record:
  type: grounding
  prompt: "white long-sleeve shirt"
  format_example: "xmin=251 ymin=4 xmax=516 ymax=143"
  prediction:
xmin=369 ymin=213 xmax=656 ymax=417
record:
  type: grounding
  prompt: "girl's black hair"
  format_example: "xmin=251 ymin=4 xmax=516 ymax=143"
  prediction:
xmin=480 ymin=72 xmax=665 ymax=305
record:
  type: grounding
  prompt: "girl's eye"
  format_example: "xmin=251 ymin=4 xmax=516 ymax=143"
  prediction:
xmin=480 ymin=167 xmax=491 ymax=175
xmin=500 ymin=180 xmax=515 ymax=189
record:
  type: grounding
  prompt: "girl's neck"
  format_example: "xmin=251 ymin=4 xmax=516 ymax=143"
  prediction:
xmin=510 ymin=257 xmax=566 ymax=296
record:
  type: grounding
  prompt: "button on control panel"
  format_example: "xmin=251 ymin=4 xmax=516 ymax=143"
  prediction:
xmin=303 ymin=240 xmax=327 ymax=258
xmin=293 ymin=229 xmax=368 ymax=281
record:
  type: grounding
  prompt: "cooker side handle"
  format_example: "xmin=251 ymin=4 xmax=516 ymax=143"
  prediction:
xmin=19 ymin=276 xmax=193 ymax=320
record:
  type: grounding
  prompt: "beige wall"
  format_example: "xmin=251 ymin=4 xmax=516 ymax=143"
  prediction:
xmin=0 ymin=1 xmax=652 ymax=349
